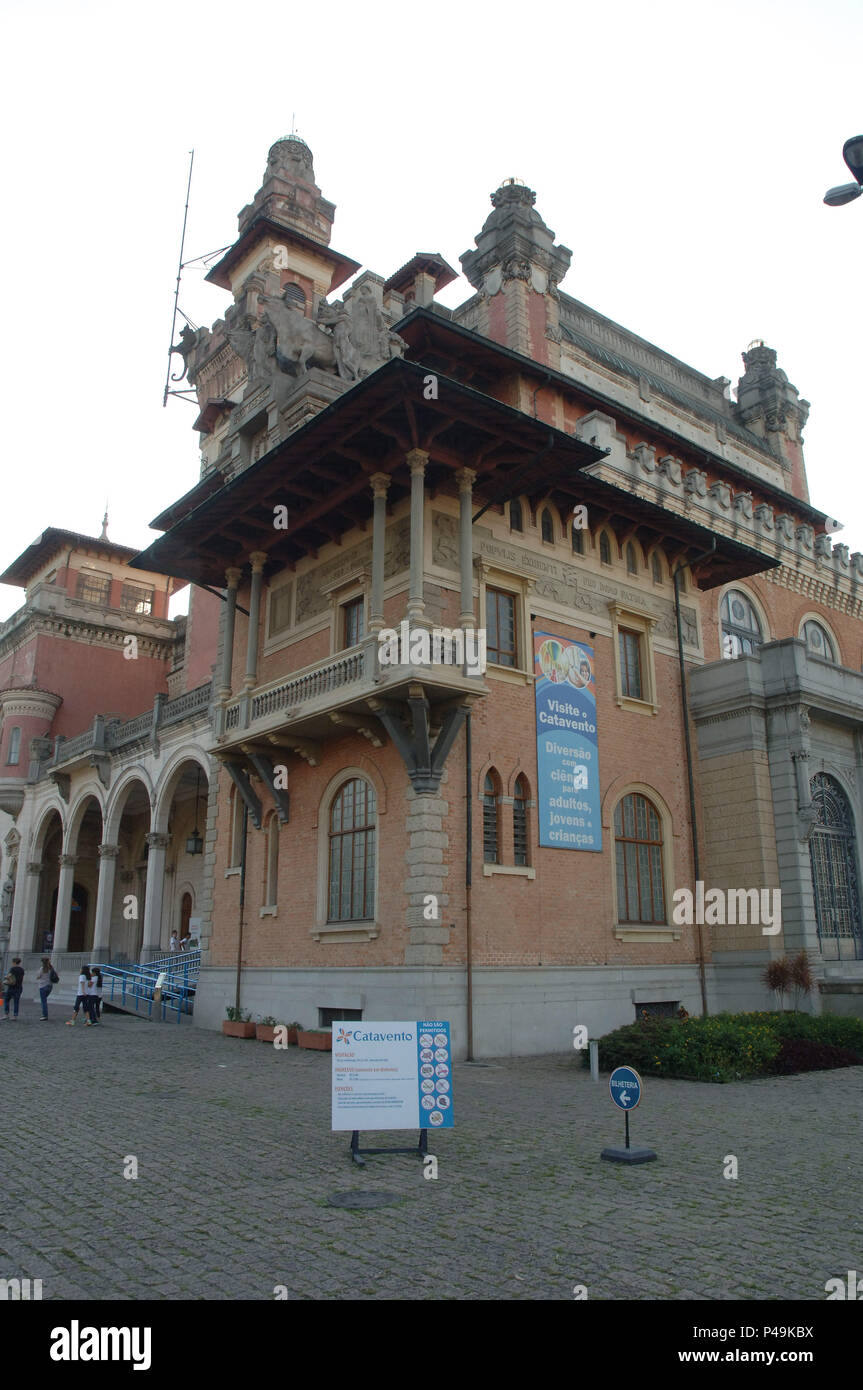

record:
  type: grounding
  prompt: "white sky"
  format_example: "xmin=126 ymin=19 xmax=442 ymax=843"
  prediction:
xmin=1 ymin=0 xmax=861 ymax=621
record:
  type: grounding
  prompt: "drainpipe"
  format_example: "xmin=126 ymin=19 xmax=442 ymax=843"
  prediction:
xmin=234 ymin=803 xmax=248 ymax=1015
xmin=673 ymin=541 xmax=715 ymax=1019
xmin=465 ymin=712 xmax=474 ymax=1061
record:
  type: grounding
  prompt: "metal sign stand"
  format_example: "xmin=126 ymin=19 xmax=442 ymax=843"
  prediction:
xmin=350 ymin=1129 xmax=428 ymax=1168
xmin=601 ymin=1065 xmax=657 ymax=1165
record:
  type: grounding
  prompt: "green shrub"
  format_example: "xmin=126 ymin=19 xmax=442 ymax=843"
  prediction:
xmin=585 ymin=1009 xmax=863 ymax=1082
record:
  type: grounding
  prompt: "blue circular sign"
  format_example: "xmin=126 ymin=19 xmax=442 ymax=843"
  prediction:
xmin=609 ymin=1065 xmax=642 ymax=1111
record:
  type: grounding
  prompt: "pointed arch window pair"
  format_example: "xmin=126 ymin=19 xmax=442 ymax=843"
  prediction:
xmin=483 ymin=771 xmax=529 ymax=867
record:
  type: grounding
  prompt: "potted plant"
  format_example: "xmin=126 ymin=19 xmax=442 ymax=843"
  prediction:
xmin=222 ymin=1005 xmax=256 ymax=1038
xmin=297 ymin=1027 xmax=333 ymax=1051
xmin=256 ymin=1015 xmax=281 ymax=1043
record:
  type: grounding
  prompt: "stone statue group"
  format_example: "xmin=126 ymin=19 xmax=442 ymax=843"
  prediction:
xmin=227 ymin=282 xmax=407 ymax=388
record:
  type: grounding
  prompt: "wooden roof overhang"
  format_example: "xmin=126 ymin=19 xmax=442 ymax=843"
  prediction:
xmin=131 ymin=356 xmax=782 ymax=592
xmin=396 ymin=309 xmax=834 ymax=532
xmin=545 ymin=474 xmax=780 ymax=590
xmin=130 ymin=357 xmax=606 ymax=587
xmin=205 ymin=215 xmax=361 ymax=294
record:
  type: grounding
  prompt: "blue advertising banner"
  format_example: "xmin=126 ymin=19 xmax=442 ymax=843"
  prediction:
xmin=533 ymin=631 xmax=602 ymax=851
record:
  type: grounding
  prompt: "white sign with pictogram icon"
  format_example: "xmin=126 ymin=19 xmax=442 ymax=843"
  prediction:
xmin=331 ymin=1020 xmax=454 ymax=1131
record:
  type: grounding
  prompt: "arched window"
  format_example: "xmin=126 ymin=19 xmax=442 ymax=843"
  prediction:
xmin=803 ymin=620 xmax=837 ymax=664
xmin=541 ymin=509 xmax=554 ymax=544
xmin=328 ymin=778 xmax=376 ymax=921
xmin=482 ymin=771 xmax=501 ymax=864
xmin=614 ymin=793 xmax=666 ymax=923
xmin=599 ymin=532 xmax=612 ymax=566
xmin=809 ymin=773 xmax=862 ymax=959
xmin=509 ymin=500 xmax=523 ymax=532
xmin=513 ymin=776 xmax=529 ymax=867
xmin=721 ymin=589 xmax=763 ymax=659
xmin=651 ymin=551 xmax=663 ymax=585
xmin=626 ymin=542 xmax=637 ymax=575
xmin=6 ymin=727 xmax=21 ymax=766
xmin=571 ymin=524 xmax=583 ymax=555
xmin=264 ymin=816 xmax=280 ymax=908
xmin=283 ymin=282 xmax=307 ymax=313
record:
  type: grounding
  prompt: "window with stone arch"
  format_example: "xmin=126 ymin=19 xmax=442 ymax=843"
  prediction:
xmin=571 ymin=523 xmax=584 ymax=555
xmin=626 ymin=541 xmax=638 ymax=575
xmin=802 ymin=619 xmax=837 ymax=664
xmin=327 ymin=777 xmax=377 ymax=922
xmin=513 ymin=775 xmax=530 ymax=867
xmin=613 ymin=792 xmax=666 ymax=924
xmin=721 ymin=588 xmax=763 ymax=659
xmin=482 ymin=770 xmax=502 ymax=864
xmin=509 ymin=499 xmax=523 ymax=533
xmin=809 ymin=772 xmax=862 ymax=958
xmin=599 ymin=531 xmax=612 ymax=566
xmin=651 ymin=550 xmax=663 ymax=585
xmin=541 ymin=508 xmax=555 ymax=544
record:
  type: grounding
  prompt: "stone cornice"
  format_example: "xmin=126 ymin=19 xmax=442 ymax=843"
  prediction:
xmin=0 ymin=611 xmax=176 ymax=663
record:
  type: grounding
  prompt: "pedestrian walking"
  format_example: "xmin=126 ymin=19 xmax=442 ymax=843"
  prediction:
xmin=2 ymin=957 xmax=24 ymax=1018
xmin=66 ymin=966 xmax=91 ymax=1026
xmin=169 ymin=932 xmax=178 ymax=953
xmin=35 ymin=957 xmax=57 ymax=1019
xmin=90 ymin=967 xmax=103 ymax=1024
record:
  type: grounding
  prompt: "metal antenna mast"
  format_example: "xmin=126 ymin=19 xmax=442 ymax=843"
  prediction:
xmin=163 ymin=150 xmax=195 ymax=407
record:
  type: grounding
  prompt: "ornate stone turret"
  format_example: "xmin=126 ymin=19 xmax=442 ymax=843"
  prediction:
xmin=735 ymin=342 xmax=811 ymax=502
xmin=460 ymin=180 xmax=572 ymax=366
xmin=238 ymin=134 xmax=335 ymax=246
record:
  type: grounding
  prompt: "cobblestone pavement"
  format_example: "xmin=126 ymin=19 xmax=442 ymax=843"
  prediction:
xmin=1 ymin=997 xmax=860 ymax=1301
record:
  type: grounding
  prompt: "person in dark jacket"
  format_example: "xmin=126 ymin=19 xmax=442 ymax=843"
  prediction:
xmin=2 ymin=957 xmax=24 ymax=1018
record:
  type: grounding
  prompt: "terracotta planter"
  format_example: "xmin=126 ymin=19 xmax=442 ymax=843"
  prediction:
xmin=222 ymin=1020 xmax=256 ymax=1038
xmin=256 ymin=1024 xmax=280 ymax=1043
xmin=287 ymin=1028 xmax=299 ymax=1046
xmin=298 ymin=1029 xmax=332 ymax=1051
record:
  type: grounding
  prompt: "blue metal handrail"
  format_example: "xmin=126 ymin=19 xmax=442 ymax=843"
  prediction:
xmin=94 ymin=961 xmax=195 ymax=1024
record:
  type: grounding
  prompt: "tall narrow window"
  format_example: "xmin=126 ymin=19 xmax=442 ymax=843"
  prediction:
xmin=229 ymin=789 xmax=244 ymax=867
xmin=328 ymin=778 xmax=377 ymax=921
xmin=721 ymin=589 xmax=762 ymax=659
xmin=614 ymin=793 xmax=666 ymax=924
xmin=264 ymin=817 xmax=279 ymax=908
xmin=651 ymin=551 xmax=662 ymax=585
xmin=600 ymin=532 xmax=612 ymax=566
xmin=483 ymin=772 xmax=501 ymax=864
xmin=571 ymin=525 xmax=583 ymax=555
xmin=486 ymin=588 xmax=517 ymax=667
xmin=7 ymin=726 xmax=21 ymax=766
xmin=342 ymin=597 xmax=365 ymax=650
xmin=541 ymin=509 xmax=554 ymax=544
xmin=509 ymin=500 xmax=523 ymax=532
xmin=513 ymin=776 xmax=529 ymax=867
xmin=626 ymin=542 xmax=637 ymax=575
xmin=809 ymin=773 xmax=862 ymax=959
xmin=618 ymin=629 xmax=644 ymax=700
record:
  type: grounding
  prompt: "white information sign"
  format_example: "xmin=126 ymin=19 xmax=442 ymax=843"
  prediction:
xmin=331 ymin=1020 xmax=454 ymax=1131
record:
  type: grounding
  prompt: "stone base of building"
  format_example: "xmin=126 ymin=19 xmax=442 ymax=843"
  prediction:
xmin=194 ymin=963 xmax=720 ymax=1058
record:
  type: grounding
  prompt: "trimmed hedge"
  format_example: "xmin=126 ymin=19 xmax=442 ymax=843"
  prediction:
xmin=770 ymin=1038 xmax=861 ymax=1075
xmin=586 ymin=1011 xmax=863 ymax=1083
